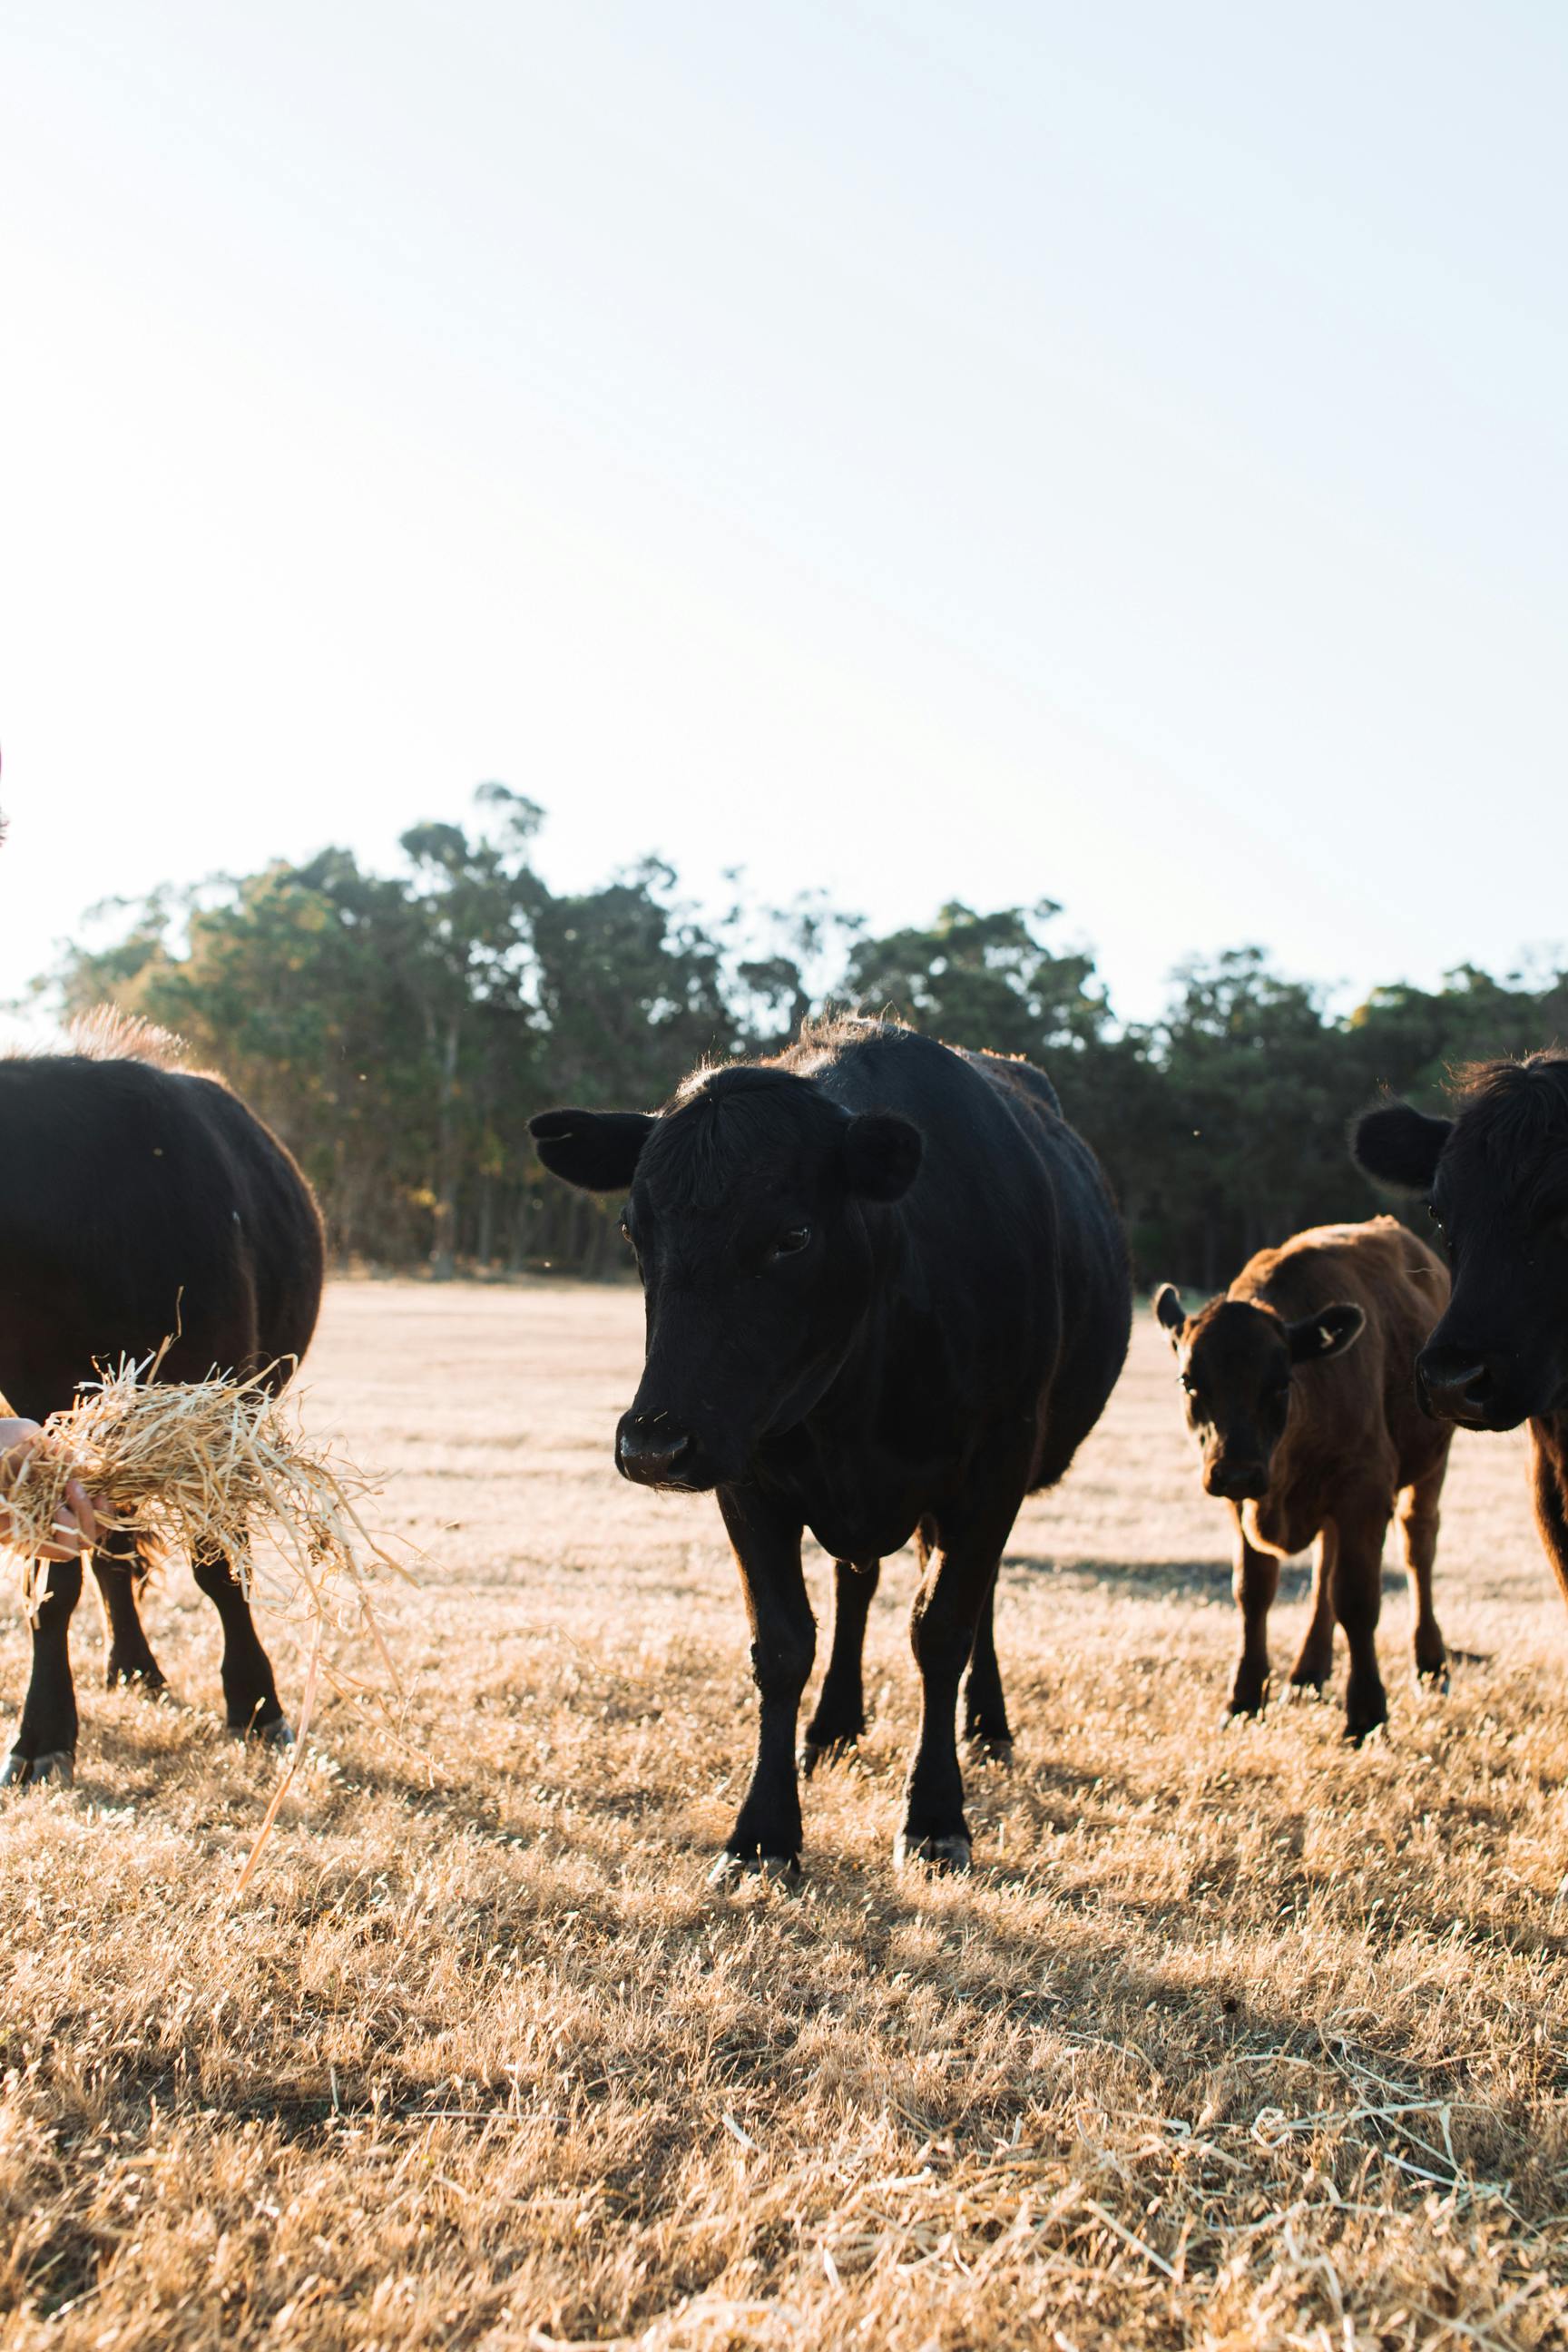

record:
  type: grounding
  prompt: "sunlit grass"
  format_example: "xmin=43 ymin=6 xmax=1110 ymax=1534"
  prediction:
xmin=0 ymin=1285 xmax=1562 ymax=2348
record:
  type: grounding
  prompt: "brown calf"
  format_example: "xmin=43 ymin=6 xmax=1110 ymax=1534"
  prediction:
xmin=1153 ymin=1217 xmax=1452 ymax=1741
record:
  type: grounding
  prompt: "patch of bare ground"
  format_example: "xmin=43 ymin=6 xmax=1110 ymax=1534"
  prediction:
xmin=0 ymin=1282 xmax=1565 ymax=2349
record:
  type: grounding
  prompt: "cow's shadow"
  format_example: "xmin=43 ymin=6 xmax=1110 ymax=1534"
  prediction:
xmin=1003 ymin=1552 xmax=1446 ymax=1606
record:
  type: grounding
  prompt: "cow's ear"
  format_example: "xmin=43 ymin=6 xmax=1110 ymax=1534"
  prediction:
xmin=843 ymin=1112 xmax=923 ymax=1203
xmin=1152 ymin=1284 xmax=1187 ymax=1345
xmin=1287 ymin=1301 xmax=1365 ymax=1365
xmin=1351 ymin=1102 xmax=1452 ymax=1193
xmin=530 ymin=1108 xmax=655 ymax=1191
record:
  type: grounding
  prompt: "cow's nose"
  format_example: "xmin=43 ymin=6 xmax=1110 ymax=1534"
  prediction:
xmin=1419 ymin=1348 xmax=1494 ymax=1424
xmin=616 ymin=1415 xmax=693 ymax=1485
xmin=1204 ymin=1458 xmax=1267 ymax=1501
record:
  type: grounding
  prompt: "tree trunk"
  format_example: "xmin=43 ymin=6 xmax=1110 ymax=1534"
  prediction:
xmin=428 ymin=1014 xmax=461 ymax=1281
xmin=508 ymin=1185 xmax=532 ymax=1273
xmin=584 ymin=1204 xmax=611 ymax=1280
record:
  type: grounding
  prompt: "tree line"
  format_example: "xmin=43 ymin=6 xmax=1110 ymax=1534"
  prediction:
xmin=46 ymin=787 xmax=1568 ymax=1290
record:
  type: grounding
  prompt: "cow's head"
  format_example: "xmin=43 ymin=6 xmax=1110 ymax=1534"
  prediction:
xmin=1353 ymin=1054 xmax=1568 ymax=1430
xmin=1152 ymin=1284 xmax=1364 ymax=1500
xmin=530 ymin=1066 xmax=922 ymax=1490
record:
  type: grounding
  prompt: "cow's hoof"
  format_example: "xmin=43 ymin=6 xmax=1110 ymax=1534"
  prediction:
xmin=1223 ymin=1702 xmax=1265 ymax=1728
xmin=105 ymin=1652 xmax=169 ymax=1696
xmin=964 ymin=1732 xmax=1014 ymax=1766
xmin=235 ymin=1713 xmax=295 ymax=1750
xmin=1283 ymin=1677 xmax=1329 ymax=1704
xmin=1416 ymin=1664 xmax=1451 ymax=1696
xmin=1344 ymin=1717 xmax=1387 ymax=1749
xmin=108 ymin=1664 xmax=172 ymax=1701
xmin=894 ymin=1831 xmax=972 ymax=1874
xmin=0 ymin=1749 xmax=75 ymax=1789
xmin=798 ymin=1736 xmax=858 ymax=1778
xmin=707 ymin=1849 xmax=800 ymax=1888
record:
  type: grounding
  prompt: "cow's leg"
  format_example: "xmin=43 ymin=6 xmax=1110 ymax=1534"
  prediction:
xmin=1532 ymin=1418 xmax=1568 ymax=1609
xmin=712 ymin=1486 xmax=814 ymax=1880
xmin=1228 ymin=1523 xmax=1279 ymax=1717
xmin=897 ymin=1475 xmax=1024 ymax=1872
xmin=1 ymin=1559 xmax=83 ymax=1788
xmin=1329 ymin=1497 xmax=1390 ymax=1743
xmin=1398 ymin=1463 xmax=1449 ymax=1688
xmin=799 ymin=1558 xmax=878 ymax=1773
xmin=962 ymin=1571 xmax=1013 ymax=1759
xmin=1286 ymin=1526 xmax=1337 ymax=1698
xmin=191 ymin=1549 xmax=290 ymax=1745
xmin=92 ymin=1534 xmax=168 ymax=1693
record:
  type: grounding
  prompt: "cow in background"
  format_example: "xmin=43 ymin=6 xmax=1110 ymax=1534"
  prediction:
xmin=1154 ymin=1217 xmax=1452 ymax=1740
xmin=0 ymin=1016 xmax=324 ymax=1785
xmin=1354 ymin=1051 xmax=1568 ymax=1608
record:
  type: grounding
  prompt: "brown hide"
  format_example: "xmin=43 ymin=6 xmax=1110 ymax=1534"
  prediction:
xmin=1165 ymin=1217 xmax=1452 ymax=1740
xmin=1220 ymin=1219 xmax=1450 ymax=1544
xmin=1532 ymin=1415 xmax=1568 ymax=1611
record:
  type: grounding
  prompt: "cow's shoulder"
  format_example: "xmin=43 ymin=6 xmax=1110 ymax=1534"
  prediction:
xmin=959 ymin=1047 xmax=1063 ymax=1122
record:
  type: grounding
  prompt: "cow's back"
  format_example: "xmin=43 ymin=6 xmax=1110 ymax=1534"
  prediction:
xmin=785 ymin=1021 xmax=1131 ymax=1491
xmin=1234 ymin=1217 xmax=1449 ymax=1485
xmin=964 ymin=1046 xmax=1130 ymax=1486
xmin=0 ymin=1053 xmax=323 ymax=1417
xmin=177 ymin=1073 xmax=325 ymax=1378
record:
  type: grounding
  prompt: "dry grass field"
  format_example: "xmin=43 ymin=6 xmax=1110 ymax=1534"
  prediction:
xmin=2 ymin=1280 xmax=1568 ymax=2351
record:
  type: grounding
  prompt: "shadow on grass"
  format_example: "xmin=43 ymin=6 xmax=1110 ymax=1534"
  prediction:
xmin=1004 ymin=1550 xmax=1484 ymax=1612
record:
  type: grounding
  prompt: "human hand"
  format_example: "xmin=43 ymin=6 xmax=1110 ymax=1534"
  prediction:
xmin=0 ymin=1419 xmax=101 ymax=1559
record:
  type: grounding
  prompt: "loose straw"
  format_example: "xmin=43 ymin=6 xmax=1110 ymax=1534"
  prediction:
xmin=0 ymin=1346 xmax=403 ymax=1887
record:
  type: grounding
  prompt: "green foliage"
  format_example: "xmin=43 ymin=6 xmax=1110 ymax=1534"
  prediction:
xmin=44 ymin=794 xmax=1568 ymax=1285
xmin=845 ymin=900 xmax=1107 ymax=1059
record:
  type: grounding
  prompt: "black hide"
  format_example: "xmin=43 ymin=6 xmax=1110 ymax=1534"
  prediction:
xmin=532 ymin=1018 xmax=1131 ymax=1876
xmin=0 ymin=1047 xmax=325 ymax=1783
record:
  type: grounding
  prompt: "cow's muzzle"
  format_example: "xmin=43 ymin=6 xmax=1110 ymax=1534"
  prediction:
xmin=1203 ymin=1456 xmax=1269 ymax=1501
xmin=1416 ymin=1345 xmax=1517 ymax=1430
xmin=615 ymin=1410 xmax=710 ymax=1490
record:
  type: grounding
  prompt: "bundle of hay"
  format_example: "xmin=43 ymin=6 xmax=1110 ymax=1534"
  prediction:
xmin=1 ymin=1354 xmax=386 ymax=1617
xmin=0 ymin=1352 xmax=399 ymax=1885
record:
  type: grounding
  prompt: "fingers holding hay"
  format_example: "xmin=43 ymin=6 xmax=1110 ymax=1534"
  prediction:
xmin=0 ymin=1425 xmax=102 ymax=1569
xmin=0 ymin=1357 xmax=404 ymax=1857
xmin=4 ymin=1355 xmax=388 ymax=1588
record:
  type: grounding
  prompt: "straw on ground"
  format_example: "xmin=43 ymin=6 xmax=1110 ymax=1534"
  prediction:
xmin=0 ymin=1285 xmax=1563 ymax=2350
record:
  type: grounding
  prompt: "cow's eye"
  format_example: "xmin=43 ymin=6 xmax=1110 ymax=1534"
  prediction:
xmin=1180 ymin=1374 xmax=1199 ymax=1397
xmin=772 ymin=1225 xmax=811 ymax=1260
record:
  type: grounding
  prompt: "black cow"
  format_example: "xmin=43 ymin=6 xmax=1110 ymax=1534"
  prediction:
xmin=1353 ymin=1051 xmax=1568 ymax=1606
xmin=0 ymin=1020 xmax=325 ymax=1786
xmin=532 ymin=1017 xmax=1131 ymax=1878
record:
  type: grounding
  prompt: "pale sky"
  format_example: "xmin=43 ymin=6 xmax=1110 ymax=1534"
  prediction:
xmin=4 ymin=1 xmax=1564 ymax=1028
